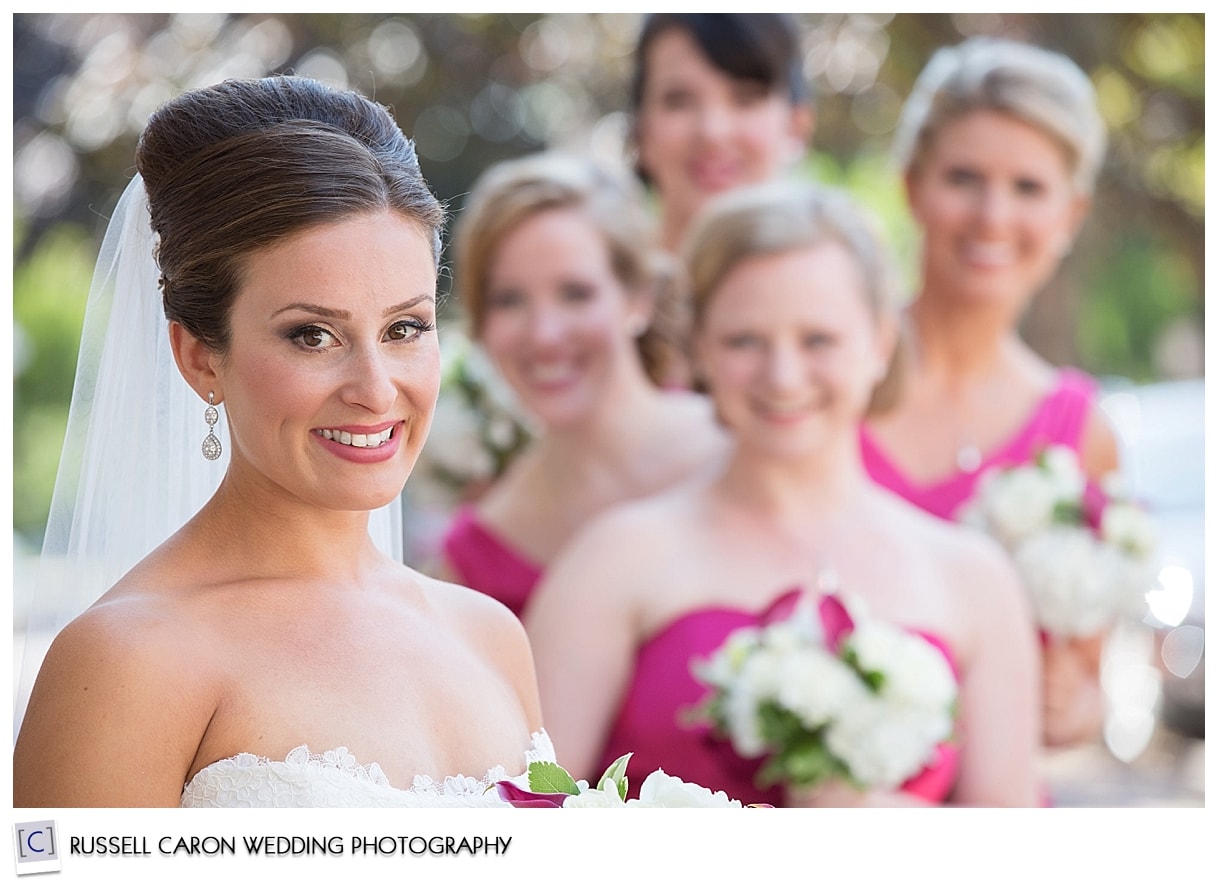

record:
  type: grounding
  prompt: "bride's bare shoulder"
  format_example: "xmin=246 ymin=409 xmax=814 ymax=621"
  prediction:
xmin=15 ymin=585 xmax=221 ymax=807
xmin=40 ymin=583 xmax=216 ymax=695
xmin=413 ymin=567 xmax=530 ymax=648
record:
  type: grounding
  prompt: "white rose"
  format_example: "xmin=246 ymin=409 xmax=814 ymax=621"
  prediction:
xmin=1101 ymin=502 xmax=1158 ymax=559
xmin=629 ymin=769 xmax=743 ymax=808
xmin=983 ymin=468 xmax=1062 ymax=545
xmin=825 ymin=698 xmax=944 ymax=790
xmin=850 ymin=622 xmax=956 ymax=711
xmin=692 ymin=628 xmax=760 ymax=689
xmin=1041 ymin=445 xmax=1086 ymax=499
xmin=563 ymin=779 xmax=627 ymax=808
xmin=846 ymin=620 xmax=901 ymax=675
xmin=775 ymin=648 xmax=868 ymax=729
xmin=758 ymin=618 xmax=805 ymax=656
xmin=1014 ymin=527 xmax=1115 ymax=638
xmin=717 ymin=648 xmax=786 ymax=758
xmin=721 ymin=686 xmax=768 ymax=758
xmin=736 ymin=645 xmax=784 ymax=703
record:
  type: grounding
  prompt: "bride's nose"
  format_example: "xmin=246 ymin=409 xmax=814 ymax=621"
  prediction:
xmin=340 ymin=345 xmax=397 ymax=414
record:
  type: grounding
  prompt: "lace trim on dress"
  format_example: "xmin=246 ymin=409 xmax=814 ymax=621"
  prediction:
xmin=179 ymin=729 xmax=554 ymax=808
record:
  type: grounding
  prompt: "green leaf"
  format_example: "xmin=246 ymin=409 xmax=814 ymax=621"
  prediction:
xmin=841 ymin=644 xmax=889 ymax=693
xmin=751 ymin=702 xmax=857 ymax=790
xmin=527 ymin=761 xmax=581 ymax=796
xmin=1052 ymin=499 xmax=1085 ymax=526
xmin=597 ymin=753 xmax=633 ymax=800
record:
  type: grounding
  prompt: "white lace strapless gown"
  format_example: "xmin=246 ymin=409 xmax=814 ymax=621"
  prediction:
xmin=179 ymin=730 xmax=554 ymax=808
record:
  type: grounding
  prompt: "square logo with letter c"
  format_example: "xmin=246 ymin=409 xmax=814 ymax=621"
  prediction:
xmin=12 ymin=820 xmax=60 ymax=875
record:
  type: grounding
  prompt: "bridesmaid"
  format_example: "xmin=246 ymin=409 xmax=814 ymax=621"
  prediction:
xmin=525 ymin=180 xmax=1042 ymax=807
xmin=435 ymin=152 xmax=729 ymax=617
xmin=629 ymin=13 xmax=815 ymax=254
xmin=860 ymin=37 xmax=1119 ymax=748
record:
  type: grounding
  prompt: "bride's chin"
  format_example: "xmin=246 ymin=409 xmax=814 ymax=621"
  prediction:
xmin=317 ymin=480 xmax=410 ymax=515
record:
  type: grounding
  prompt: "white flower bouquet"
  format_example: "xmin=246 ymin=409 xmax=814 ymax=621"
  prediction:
xmin=690 ymin=590 xmax=957 ymax=793
xmin=494 ymin=753 xmax=751 ymax=808
xmin=959 ymin=445 xmax=1158 ymax=639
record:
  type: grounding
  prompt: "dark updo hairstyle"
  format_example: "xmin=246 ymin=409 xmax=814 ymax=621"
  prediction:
xmin=136 ymin=75 xmax=445 ymax=354
xmin=629 ymin=13 xmax=812 ymax=183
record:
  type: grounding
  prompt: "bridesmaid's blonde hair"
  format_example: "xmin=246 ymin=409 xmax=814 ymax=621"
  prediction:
xmin=893 ymin=37 xmax=1107 ymax=195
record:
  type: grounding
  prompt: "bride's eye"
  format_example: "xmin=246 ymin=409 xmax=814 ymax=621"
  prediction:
xmin=289 ymin=325 xmax=336 ymax=350
xmin=385 ymin=319 xmax=435 ymax=343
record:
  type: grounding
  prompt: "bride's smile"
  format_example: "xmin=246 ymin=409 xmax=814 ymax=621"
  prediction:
xmin=312 ymin=422 xmax=402 ymax=464
xmin=314 ymin=424 xmax=396 ymax=447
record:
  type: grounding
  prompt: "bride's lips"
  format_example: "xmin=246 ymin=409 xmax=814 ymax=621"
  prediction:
xmin=312 ymin=420 xmax=403 ymax=463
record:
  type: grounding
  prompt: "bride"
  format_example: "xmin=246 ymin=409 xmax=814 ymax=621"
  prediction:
xmin=13 ymin=75 xmax=547 ymax=808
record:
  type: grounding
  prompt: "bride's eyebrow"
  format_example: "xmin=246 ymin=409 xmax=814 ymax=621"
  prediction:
xmin=270 ymin=295 xmax=435 ymax=320
xmin=271 ymin=302 xmax=350 ymax=320
xmin=381 ymin=295 xmax=436 ymax=316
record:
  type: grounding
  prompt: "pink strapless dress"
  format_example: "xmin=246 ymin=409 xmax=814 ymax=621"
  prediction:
xmin=596 ymin=602 xmax=961 ymax=806
xmin=861 ymin=368 xmax=1098 ymax=521
xmin=440 ymin=506 xmax=543 ymax=618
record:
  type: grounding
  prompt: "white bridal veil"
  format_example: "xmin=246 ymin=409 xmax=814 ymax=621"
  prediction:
xmin=14 ymin=175 xmax=404 ymax=736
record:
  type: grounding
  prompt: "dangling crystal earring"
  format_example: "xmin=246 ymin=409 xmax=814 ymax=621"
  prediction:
xmin=202 ymin=392 xmax=222 ymax=461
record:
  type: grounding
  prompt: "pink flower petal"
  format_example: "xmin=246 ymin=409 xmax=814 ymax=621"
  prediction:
xmin=494 ymin=779 xmax=568 ymax=807
xmin=1081 ymin=480 xmax=1107 ymax=531
xmin=760 ymin=587 xmax=805 ymax=625
xmin=818 ymin=593 xmax=855 ymax=653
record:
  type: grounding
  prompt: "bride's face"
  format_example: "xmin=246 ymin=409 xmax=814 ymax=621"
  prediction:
xmin=214 ymin=210 xmax=440 ymax=512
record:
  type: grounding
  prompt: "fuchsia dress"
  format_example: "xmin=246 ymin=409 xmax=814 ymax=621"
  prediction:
xmin=863 ymin=368 xmax=1098 ymax=807
xmin=860 ymin=368 xmax=1098 ymax=521
xmin=596 ymin=601 xmax=961 ymax=806
xmin=440 ymin=506 xmax=543 ymax=618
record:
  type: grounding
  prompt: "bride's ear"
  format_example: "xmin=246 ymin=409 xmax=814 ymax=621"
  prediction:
xmin=169 ymin=321 xmax=222 ymax=401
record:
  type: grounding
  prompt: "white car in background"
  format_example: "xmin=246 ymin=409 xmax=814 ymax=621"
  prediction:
xmin=1101 ymin=377 xmax=1205 ymax=740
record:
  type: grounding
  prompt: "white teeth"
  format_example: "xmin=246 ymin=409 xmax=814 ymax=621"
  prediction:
xmin=319 ymin=427 xmax=393 ymax=448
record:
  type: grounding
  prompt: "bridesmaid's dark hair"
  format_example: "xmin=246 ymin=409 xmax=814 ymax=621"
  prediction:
xmin=628 ymin=14 xmax=812 ymax=186
xmin=630 ymin=13 xmax=811 ymax=112
xmin=136 ymin=75 xmax=444 ymax=354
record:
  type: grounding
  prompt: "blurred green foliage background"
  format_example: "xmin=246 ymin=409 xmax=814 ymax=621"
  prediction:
xmin=11 ymin=13 xmax=1205 ymax=544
